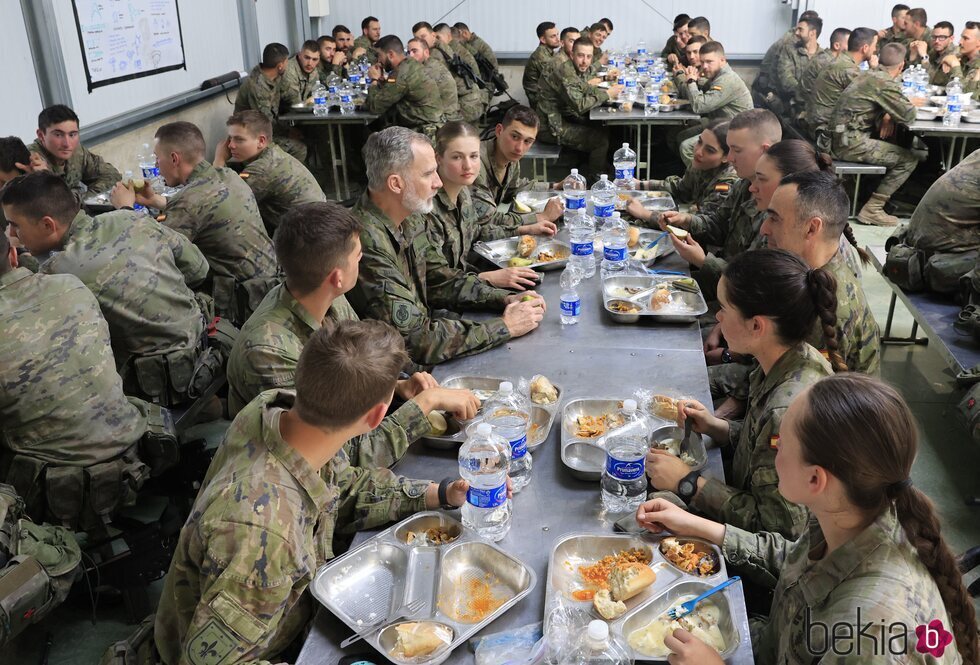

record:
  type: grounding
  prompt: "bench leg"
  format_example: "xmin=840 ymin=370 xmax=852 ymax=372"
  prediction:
xmin=850 ymin=173 xmax=861 ymax=218
xmin=881 ymin=292 xmax=929 ymax=345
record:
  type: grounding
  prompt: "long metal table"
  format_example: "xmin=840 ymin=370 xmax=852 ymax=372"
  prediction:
xmin=590 ymin=107 xmax=702 ymax=181
xmin=297 ymin=251 xmax=754 ymax=664
xmin=908 ymin=120 xmax=980 ymax=170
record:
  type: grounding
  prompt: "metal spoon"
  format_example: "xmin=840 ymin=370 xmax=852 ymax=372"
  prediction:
xmin=339 ymin=597 xmax=426 ymax=649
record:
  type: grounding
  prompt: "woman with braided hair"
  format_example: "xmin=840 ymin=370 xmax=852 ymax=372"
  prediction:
xmin=638 ymin=373 xmax=976 ymax=664
xmin=647 ymin=249 xmax=841 ymax=539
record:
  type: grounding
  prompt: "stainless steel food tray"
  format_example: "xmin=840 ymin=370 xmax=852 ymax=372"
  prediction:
xmin=312 ymin=512 xmax=536 ymax=665
xmin=629 ymin=227 xmax=676 ymax=265
xmin=560 ymin=398 xmax=675 ymax=481
xmin=514 ymin=190 xmax=559 ymax=213
xmin=649 ymin=424 xmax=707 ymax=473
xmin=422 ymin=375 xmax=562 ymax=453
xmin=602 ymin=274 xmax=708 ymax=323
xmin=544 ymin=533 xmax=746 ymax=662
xmin=473 ymin=237 xmax=571 ymax=271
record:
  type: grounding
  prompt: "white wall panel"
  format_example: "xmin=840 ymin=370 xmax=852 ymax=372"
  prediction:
xmin=0 ymin=3 xmax=45 ymax=140
xmin=256 ymin=0 xmax=294 ymax=51
xmin=806 ymin=0 xmax=979 ymax=47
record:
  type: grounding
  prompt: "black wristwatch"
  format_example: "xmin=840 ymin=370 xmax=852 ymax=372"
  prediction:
xmin=437 ymin=477 xmax=456 ymax=510
xmin=677 ymin=470 xmax=702 ymax=504
xmin=721 ymin=349 xmax=733 ymax=364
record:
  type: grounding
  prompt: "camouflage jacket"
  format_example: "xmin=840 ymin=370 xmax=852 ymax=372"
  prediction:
xmin=425 ymin=186 xmax=499 ymax=272
xmin=347 ymin=192 xmax=512 ymax=365
xmin=811 ymin=249 xmax=881 ymax=375
xmin=430 ymin=42 xmax=481 ymax=104
xmin=279 ymin=56 xmax=321 ymax=108
xmin=695 ymin=344 xmax=831 ymax=538
xmin=162 ymin=160 xmax=277 ymax=283
xmin=230 ymin=143 xmax=324 ymax=234
xmin=920 ymin=44 xmax=960 ymax=86
xmin=879 ymin=25 xmax=910 ymax=49
xmin=234 ymin=64 xmax=282 ymax=120
xmin=795 ymin=48 xmax=838 ymax=113
xmin=226 ymin=283 xmax=428 ymax=468
xmin=523 ymin=43 xmax=556 ymax=109
xmin=0 ymin=269 xmax=146 ymax=465
xmin=41 ymin=210 xmax=207 ymax=366
xmin=538 ymin=58 xmax=609 ymax=132
xmin=907 ymin=149 xmax=980 ymax=253
xmin=689 ymin=178 xmax=765 ymax=286
xmin=365 ymin=57 xmax=443 ymax=133
xmin=806 ymin=55 xmax=860 ymax=136
xmin=352 ymin=35 xmax=378 ymax=63
xmin=422 ymin=56 xmax=461 ymax=121
xmin=773 ymin=44 xmax=817 ymax=103
xmin=831 ymin=70 xmax=916 ymax=140
xmin=642 ymin=162 xmax=738 ymax=212
xmin=754 ymin=29 xmax=797 ymax=93
xmin=685 ymin=64 xmax=753 ymax=121
xmin=471 ymin=137 xmax=541 ymax=237
xmin=962 ymin=55 xmax=980 ymax=95
xmin=660 ymin=35 xmax=686 ymax=65
xmin=26 ymin=140 xmax=120 ymax=199
xmin=904 ymin=27 xmax=933 ymax=64
xmin=724 ymin=508 xmax=961 ymax=663
xmin=466 ymin=34 xmax=498 ymax=69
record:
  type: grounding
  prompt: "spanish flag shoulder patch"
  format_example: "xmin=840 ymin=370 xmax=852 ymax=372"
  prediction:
xmin=819 ymin=349 xmax=831 ymax=361
xmin=770 ymin=435 xmax=780 ymax=449
xmin=713 ymin=183 xmax=731 ymax=193
xmin=155 ymin=214 xmax=167 ymax=222
xmin=711 ymin=86 xmax=723 ymax=91
xmin=239 ymin=172 xmax=250 ymax=180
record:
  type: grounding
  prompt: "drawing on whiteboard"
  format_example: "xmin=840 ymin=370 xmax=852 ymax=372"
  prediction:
xmin=72 ymin=0 xmax=186 ymax=91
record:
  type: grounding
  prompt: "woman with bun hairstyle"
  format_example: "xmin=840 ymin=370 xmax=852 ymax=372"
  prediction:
xmin=425 ymin=121 xmax=540 ymax=291
xmin=637 ymin=374 xmax=977 ymax=664
xmin=626 ymin=118 xmax=739 ymax=220
xmin=647 ymin=249 xmax=843 ymax=539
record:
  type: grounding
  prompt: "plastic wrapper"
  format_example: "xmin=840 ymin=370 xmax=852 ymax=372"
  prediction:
xmin=544 ymin=599 xmax=594 ymax=664
xmin=472 ymin=622 xmax=546 ymax=665
xmin=387 ymin=621 xmax=454 ymax=663
xmin=529 ymin=374 xmax=560 ymax=406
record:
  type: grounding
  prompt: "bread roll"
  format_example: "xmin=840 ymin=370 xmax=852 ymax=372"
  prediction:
xmin=666 ymin=224 xmax=689 ymax=240
xmin=593 ymin=588 xmax=627 ymax=620
xmin=652 ymin=395 xmax=678 ymax=420
xmin=628 ymin=226 xmax=641 ymax=248
xmin=531 ymin=375 xmax=559 ymax=404
xmin=392 ymin=622 xmax=450 ymax=658
xmin=609 ymin=562 xmax=656 ymax=602
xmin=517 ymin=235 xmax=537 ymax=258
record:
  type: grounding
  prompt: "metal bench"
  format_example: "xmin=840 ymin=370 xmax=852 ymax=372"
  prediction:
xmin=524 ymin=142 xmax=561 ymax=182
xmin=832 ymin=161 xmax=887 ymax=217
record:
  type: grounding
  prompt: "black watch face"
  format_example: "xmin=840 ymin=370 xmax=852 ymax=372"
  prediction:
xmin=679 ymin=479 xmax=694 ymax=496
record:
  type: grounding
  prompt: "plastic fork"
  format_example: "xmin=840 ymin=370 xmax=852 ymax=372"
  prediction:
xmin=339 ymin=597 xmax=426 ymax=648
xmin=667 ymin=576 xmax=741 ymax=620
xmin=646 ymin=269 xmax=686 ymax=276
xmin=643 ymin=231 xmax=670 ymax=251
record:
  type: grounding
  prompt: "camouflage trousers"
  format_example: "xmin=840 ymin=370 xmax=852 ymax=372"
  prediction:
xmin=709 ymin=361 xmax=752 ymax=400
xmin=558 ymin=122 xmax=610 ymax=182
xmin=459 ymin=91 xmax=484 ymax=124
xmin=908 ymin=216 xmax=980 ymax=255
xmin=274 ymin=135 xmax=308 ymax=164
xmin=833 ymin=135 xmax=917 ymax=197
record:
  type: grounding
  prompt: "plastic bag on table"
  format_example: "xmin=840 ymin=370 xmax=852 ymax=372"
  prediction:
xmin=472 ymin=621 xmax=546 ymax=665
xmin=544 ymin=599 xmax=594 ymax=664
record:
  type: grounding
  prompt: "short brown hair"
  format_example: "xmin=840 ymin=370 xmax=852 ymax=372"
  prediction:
xmin=880 ymin=42 xmax=907 ymax=67
xmin=501 ymin=104 xmax=539 ymax=130
xmin=274 ymin=202 xmax=362 ymax=296
xmin=0 ymin=172 xmax=79 ymax=226
xmin=155 ymin=121 xmax=206 ymax=161
xmin=729 ymin=108 xmax=782 ymax=144
xmin=907 ymin=7 xmax=927 ymax=26
xmin=294 ymin=320 xmax=408 ymax=429
xmin=698 ymin=41 xmax=725 ymax=58
xmin=227 ymin=110 xmax=272 ymax=139
xmin=572 ymin=36 xmax=594 ymax=52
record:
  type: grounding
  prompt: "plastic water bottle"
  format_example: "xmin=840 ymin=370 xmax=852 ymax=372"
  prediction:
xmin=944 ymin=77 xmax=963 ymax=126
xmin=636 ymin=40 xmax=647 ymax=57
xmin=623 ymin=66 xmax=638 ymax=103
xmin=312 ymin=80 xmax=329 ymax=117
xmin=567 ymin=620 xmax=633 ymax=665
xmin=914 ymin=66 xmax=928 ymax=101
xmin=560 ymin=266 xmax=582 ymax=325
xmin=485 ymin=382 xmax=532 ymax=492
xmin=860 ymin=60 xmax=870 ymax=71
xmin=459 ymin=423 xmax=512 ymax=542
xmin=901 ymin=67 xmax=914 ymax=97
xmin=563 ymin=168 xmax=587 ymax=212
xmin=339 ymin=83 xmax=355 ymax=115
xmin=645 ymin=84 xmax=659 ymax=117
xmin=326 ymin=73 xmax=341 ymax=108
xmin=613 ymin=143 xmax=637 ymax=189
xmin=600 ymin=399 xmax=649 ymax=514
xmin=567 ymin=209 xmax=596 ymax=279
xmin=123 ymin=170 xmax=146 ymax=214
xmin=137 ymin=143 xmax=159 ymax=182
xmin=600 ymin=213 xmax=629 ymax=275
xmin=591 ymin=174 xmax=616 ymax=220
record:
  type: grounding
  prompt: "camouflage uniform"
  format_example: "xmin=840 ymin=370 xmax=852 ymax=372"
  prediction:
xmin=806 ymin=55 xmax=860 ymax=145
xmin=813 ymin=249 xmax=882 ymax=374
xmin=279 ymin=56 xmax=321 ymax=107
xmin=426 ymin=186 xmax=509 ymax=273
xmin=752 ymin=29 xmax=796 ymax=105
xmin=230 ymin=142 xmax=324 ymax=234
xmin=693 ymin=344 xmax=831 ymax=538
xmin=347 ymin=192 xmax=512 ymax=366
xmin=660 ymin=35 xmax=687 ymax=65
xmin=904 ymin=27 xmax=933 ymax=64
xmin=450 ymin=40 xmax=489 ymax=109
xmin=688 ymin=179 xmax=765 ymax=300
xmin=831 ymin=71 xmax=918 ymax=197
xmin=26 ymin=140 xmax=119 ymax=200
xmin=678 ymin=65 xmax=754 ymax=164
xmin=154 ymin=389 xmax=432 ymax=664
xmin=430 ymin=42 xmax=483 ymax=123
xmin=365 ymin=57 xmax=443 ymax=138
xmin=636 ymin=163 xmax=738 ymax=213
xmin=0 ymin=269 xmax=148 ymax=528
xmin=908 ymin=149 xmax=980 ymax=254
xmin=794 ymin=48 xmax=838 ymax=131
xmin=536 ymin=59 xmax=610 ymax=180
xmin=523 ymin=43 xmax=556 ymax=109
xmin=161 ymin=160 xmax=278 ymax=326
xmin=352 ymin=35 xmax=378 ymax=64
xmin=878 ymin=25 xmax=910 ymax=49
xmin=234 ymin=64 xmax=308 ymax=162
xmin=465 ymin=33 xmax=498 ymax=70
xmin=772 ymin=44 xmax=816 ymax=115
xmin=423 ymin=56 xmax=461 ymax=121
xmin=40 ymin=209 xmax=208 ymax=395
xmin=226 ymin=284 xmax=428 ymax=468
xmin=724 ymin=508 xmax=962 ymax=663
xmin=471 ymin=137 xmax=550 ymax=237
xmin=915 ymin=44 xmax=960 ymax=86
xmin=961 ymin=55 xmax=980 ymax=96
xmin=318 ymin=60 xmax=344 ymax=81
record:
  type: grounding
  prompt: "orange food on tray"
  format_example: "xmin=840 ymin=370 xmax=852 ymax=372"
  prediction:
xmin=577 ymin=547 xmax=653 ymax=591
xmin=451 ymin=574 xmax=506 ymax=623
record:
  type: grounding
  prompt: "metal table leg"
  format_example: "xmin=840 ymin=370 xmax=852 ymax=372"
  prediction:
xmin=336 ymin=124 xmax=351 ymax=200
xmin=326 ymin=123 xmax=342 ymax=201
xmin=850 ymin=173 xmax=862 ymax=218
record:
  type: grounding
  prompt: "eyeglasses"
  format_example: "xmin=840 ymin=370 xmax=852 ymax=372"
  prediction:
xmin=932 ymin=34 xmax=952 ymax=41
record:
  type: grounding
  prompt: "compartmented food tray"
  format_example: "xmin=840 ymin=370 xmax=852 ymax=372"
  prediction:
xmin=474 ymin=237 xmax=571 ymax=271
xmin=629 ymin=227 xmax=676 ymax=265
xmin=603 ymin=274 xmax=708 ymax=323
xmin=312 ymin=512 xmax=536 ymax=665
xmin=544 ymin=533 xmax=746 ymax=662
xmin=422 ymin=375 xmax=562 ymax=452
xmin=514 ymin=190 xmax=560 ymax=213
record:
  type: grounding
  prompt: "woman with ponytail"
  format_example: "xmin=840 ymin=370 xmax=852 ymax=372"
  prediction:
xmin=647 ymin=249 xmax=842 ymax=539
xmin=637 ymin=374 xmax=977 ymax=664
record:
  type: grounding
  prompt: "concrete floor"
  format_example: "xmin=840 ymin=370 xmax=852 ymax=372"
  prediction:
xmin=6 ymin=218 xmax=979 ymax=665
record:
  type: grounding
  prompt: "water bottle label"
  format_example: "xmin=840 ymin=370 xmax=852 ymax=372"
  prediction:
xmin=625 ymin=80 xmax=637 ymax=88
xmin=466 ymin=483 xmax=507 ymax=508
xmin=617 ymin=76 xmax=625 ymax=86
xmin=328 ymin=85 xmax=337 ymax=93
xmin=638 ymin=47 xmax=647 ymax=55
xmin=615 ymin=167 xmax=635 ymax=181
xmin=350 ymin=74 xmax=362 ymax=84
xmin=570 ymin=241 xmax=593 ymax=256
xmin=566 ymin=195 xmax=586 ymax=210
xmin=510 ymin=435 xmax=527 ymax=459
xmin=647 ymin=93 xmax=657 ymax=104
xmin=606 ymin=455 xmax=645 ymax=480
xmin=560 ymin=297 xmax=581 ymax=316
xmin=340 ymin=95 xmax=352 ymax=103
xmin=314 ymin=95 xmax=327 ymax=105
xmin=141 ymin=166 xmax=160 ymax=179
xmin=594 ymin=203 xmax=614 ymax=218
xmin=133 ymin=203 xmax=145 ymax=212
xmin=637 ymin=65 xmax=648 ymax=74
xmin=604 ymin=246 xmax=628 ymax=261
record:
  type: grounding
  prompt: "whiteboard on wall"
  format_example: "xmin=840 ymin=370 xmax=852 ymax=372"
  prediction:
xmin=71 ymin=0 xmax=186 ymax=92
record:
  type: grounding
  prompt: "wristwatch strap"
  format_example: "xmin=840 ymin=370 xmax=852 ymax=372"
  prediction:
xmin=438 ymin=477 xmax=455 ymax=510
